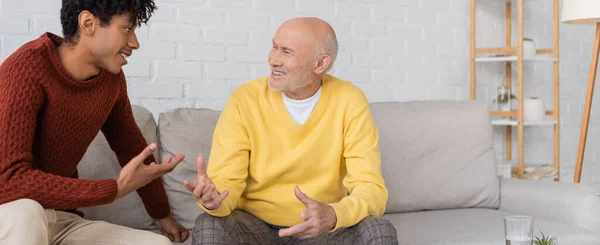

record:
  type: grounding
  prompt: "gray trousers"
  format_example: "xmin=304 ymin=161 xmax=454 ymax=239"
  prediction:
xmin=192 ymin=210 xmax=398 ymax=245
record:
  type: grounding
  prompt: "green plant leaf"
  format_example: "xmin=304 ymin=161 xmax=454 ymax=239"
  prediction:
xmin=534 ymin=231 xmax=557 ymax=245
xmin=494 ymin=93 xmax=517 ymax=103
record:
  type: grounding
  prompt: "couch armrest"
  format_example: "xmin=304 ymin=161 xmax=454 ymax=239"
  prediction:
xmin=499 ymin=178 xmax=600 ymax=233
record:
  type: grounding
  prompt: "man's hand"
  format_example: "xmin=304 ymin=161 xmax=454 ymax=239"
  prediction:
xmin=278 ymin=186 xmax=337 ymax=240
xmin=115 ymin=143 xmax=184 ymax=200
xmin=183 ymin=154 xmax=229 ymax=210
xmin=154 ymin=216 xmax=189 ymax=243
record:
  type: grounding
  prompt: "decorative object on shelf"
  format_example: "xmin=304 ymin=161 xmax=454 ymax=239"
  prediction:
xmin=534 ymin=231 xmax=558 ymax=245
xmin=523 ymin=37 xmax=537 ymax=57
xmin=522 ymin=164 xmax=558 ymax=181
xmin=524 ymin=97 xmax=546 ymax=121
xmin=494 ymin=85 xmax=516 ymax=112
xmin=561 ymin=0 xmax=600 ymax=183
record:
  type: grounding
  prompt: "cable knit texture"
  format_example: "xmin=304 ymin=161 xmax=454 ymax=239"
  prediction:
xmin=0 ymin=32 xmax=170 ymax=219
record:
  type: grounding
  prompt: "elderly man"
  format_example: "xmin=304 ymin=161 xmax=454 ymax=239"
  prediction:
xmin=185 ymin=17 xmax=398 ymax=244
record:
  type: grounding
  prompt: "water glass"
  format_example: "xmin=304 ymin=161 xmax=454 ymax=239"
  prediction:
xmin=504 ymin=215 xmax=534 ymax=245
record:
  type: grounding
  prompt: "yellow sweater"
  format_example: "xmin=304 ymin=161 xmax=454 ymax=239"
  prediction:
xmin=200 ymin=74 xmax=388 ymax=230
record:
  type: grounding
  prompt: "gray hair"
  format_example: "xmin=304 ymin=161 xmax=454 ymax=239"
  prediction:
xmin=314 ymin=32 xmax=338 ymax=74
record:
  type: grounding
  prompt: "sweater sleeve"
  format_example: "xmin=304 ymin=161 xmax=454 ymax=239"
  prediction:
xmin=0 ymin=69 xmax=118 ymax=209
xmin=197 ymin=92 xmax=250 ymax=216
xmin=328 ymin=92 xmax=388 ymax=230
xmin=100 ymin=74 xmax=171 ymax=219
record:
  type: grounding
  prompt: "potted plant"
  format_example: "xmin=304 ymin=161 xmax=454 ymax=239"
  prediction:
xmin=523 ymin=37 xmax=537 ymax=57
xmin=494 ymin=85 xmax=517 ymax=112
xmin=534 ymin=232 xmax=557 ymax=245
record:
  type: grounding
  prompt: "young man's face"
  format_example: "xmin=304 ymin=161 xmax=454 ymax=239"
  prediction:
xmin=89 ymin=12 xmax=139 ymax=74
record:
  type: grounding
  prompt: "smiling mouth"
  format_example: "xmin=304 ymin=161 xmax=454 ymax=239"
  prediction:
xmin=272 ymin=70 xmax=285 ymax=76
xmin=120 ymin=52 xmax=130 ymax=60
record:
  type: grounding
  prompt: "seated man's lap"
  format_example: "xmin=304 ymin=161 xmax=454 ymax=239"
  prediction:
xmin=0 ymin=199 xmax=49 ymax=244
xmin=51 ymin=210 xmax=171 ymax=245
xmin=193 ymin=210 xmax=283 ymax=245
xmin=0 ymin=199 xmax=170 ymax=245
xmin=347 ymin=217 xmax=398 ymax=245
xmin=302 ymin=217 xmax=398 ymax=245
xmin=193 ymin=210 xmax=398 ymax=245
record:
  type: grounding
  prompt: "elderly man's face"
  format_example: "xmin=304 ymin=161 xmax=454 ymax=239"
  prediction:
xmin=267 ymin=26 xmax=316 ymax=93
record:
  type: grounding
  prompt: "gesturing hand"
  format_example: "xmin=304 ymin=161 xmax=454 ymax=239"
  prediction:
xmin=278 ymin=186 xmax=338 ymax=240
xmin=116 ymin=143 xmax=184 ymax=200
xmin=183 ymin=154 xmax=229 ymax=210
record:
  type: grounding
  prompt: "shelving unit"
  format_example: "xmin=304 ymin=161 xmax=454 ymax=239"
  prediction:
xmin=474 ymin=55 xmax=557 ymax=63
xmin=491 ymin=119 xmax=558 ymax=127
xmin=470 ymin=0 xmax=560 ymax=180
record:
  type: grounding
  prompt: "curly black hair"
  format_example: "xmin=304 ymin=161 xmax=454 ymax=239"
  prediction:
xmin=60 ymin=0 xmax=157 ymax=44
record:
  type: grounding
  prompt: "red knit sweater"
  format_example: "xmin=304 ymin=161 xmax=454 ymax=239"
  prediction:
xmin=0 ymin=33 xmax=170 ymax=219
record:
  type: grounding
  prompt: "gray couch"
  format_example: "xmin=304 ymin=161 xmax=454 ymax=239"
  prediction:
xmin=77 ymin=100 xmax=600 ymax=245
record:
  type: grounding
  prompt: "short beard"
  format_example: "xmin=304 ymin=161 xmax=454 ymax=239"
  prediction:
xmin=267 ymin=77 xmax=287 ymax=92
xmin=268 ymin=57 xmax=318 ymax=95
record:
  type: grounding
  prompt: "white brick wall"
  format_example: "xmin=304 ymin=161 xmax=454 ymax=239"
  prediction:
xmin=0 ymin=13 xmax=29 ymax=34
xmin=1 ymin=0 xmax=600 ymax=188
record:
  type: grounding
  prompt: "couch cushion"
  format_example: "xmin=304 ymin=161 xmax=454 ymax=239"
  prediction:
xmin=157 ymin=108 xmax=221 ymax=229
xmin=370 ymin=101 xmax=500 ymax=213
xmin=384 ymin=208 xmax=600 ymax=245
xmin=77 ymin=105 xmax=158 ymax=230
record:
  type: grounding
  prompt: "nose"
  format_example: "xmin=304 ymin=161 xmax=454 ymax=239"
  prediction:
xmin=268 ymin=49 xmax=281 ymax=67
xmin=128 ymin=32 xmax=140 ymax=50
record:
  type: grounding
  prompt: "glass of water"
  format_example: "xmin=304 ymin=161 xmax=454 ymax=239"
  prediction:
xmin=504 ymin=215 xmax=534 ymax=245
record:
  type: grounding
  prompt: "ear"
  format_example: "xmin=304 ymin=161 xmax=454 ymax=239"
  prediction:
xmin=313 ymin=55 xmax=331 ymax=75
xmin=78 ymin=10 xmax=97 ymax=37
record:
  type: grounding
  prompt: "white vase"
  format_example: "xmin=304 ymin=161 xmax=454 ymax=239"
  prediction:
xmin=524 ymin=98 xmax=545 ymax=121
xmin=523 ymin=40 xmax=536 ymax=57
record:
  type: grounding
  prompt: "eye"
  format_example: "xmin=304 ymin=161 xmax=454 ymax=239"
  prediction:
xmin=124 ymin=27 xmax=132 ymax=32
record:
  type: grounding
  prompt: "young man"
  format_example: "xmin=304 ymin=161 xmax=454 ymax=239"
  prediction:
xmin=186 ymin=17 xmax=398 ymax=244
xmin=0 ymin=0 xmax=189 ymax=244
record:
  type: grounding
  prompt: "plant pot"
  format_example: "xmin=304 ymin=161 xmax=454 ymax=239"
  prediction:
xmin=523 ymin=40 xmax=536 ymax=57
xmin=499 ymin=102 xmax=512 ymax=111
xmin=524 ymin=98 xmax=545 ymax=121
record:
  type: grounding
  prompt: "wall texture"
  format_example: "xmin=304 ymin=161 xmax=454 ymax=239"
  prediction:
xmin=1 ymin=0 xmax=599 ymax=187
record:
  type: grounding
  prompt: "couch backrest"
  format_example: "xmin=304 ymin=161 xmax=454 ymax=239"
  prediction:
xmin=157 ymin=108 xmax=220 ymax=229
xmin=77 ymin=105 xmax=158 ymax=230
xmin=370 ymin=100 xmax=500 ymax=213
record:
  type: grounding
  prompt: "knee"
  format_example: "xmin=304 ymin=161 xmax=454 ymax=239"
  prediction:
xmin=193 ymin=213 xmax=227 ymax=245
xmin=0 ymin=199 xmax=48 ymax=243
xmin=153 ymin=235 xmax=172 ymax=245
xmin=133 ymin=231 xmax=172 ymax=245
xmin=194 ymin=212 xmax=221 ymax=230
xmin=0 ymin=199 xmax=48 ymax=239
xmin=0 ymin=199 xmax=46 ymax=226
xmin=356 ymin=217 xmax=398 ymax=242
